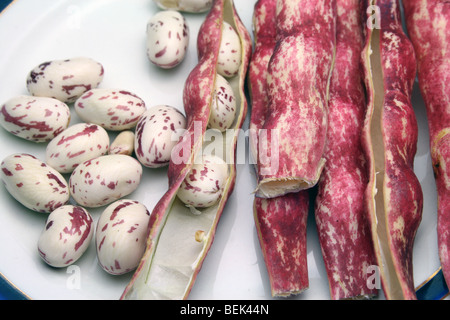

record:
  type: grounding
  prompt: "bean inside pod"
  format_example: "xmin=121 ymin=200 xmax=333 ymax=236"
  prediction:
xmin=121 ymin=0 xmax=251 ymax=300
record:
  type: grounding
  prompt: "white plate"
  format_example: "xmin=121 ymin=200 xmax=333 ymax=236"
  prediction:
xmin=0 ymin=0 xmax=441 ymax=300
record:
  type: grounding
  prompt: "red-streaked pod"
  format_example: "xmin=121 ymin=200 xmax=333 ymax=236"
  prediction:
xmin=109 ymin=131 xmax=135 ymax=156
xmin=249 ymin=0 xmax=310 ymax=297
xmin=96 ymin=199 xmax=150 ymax=275
xmin=74 ymin=88 xmax=146 ymax=131
xmin=208 ymin=74 xmax=236 ymax=132
xmin=153 ymin=0 xmax=212 ymax=13
xmin=314 ymin=0 xmax=377 ymax=300
xmin=255 ymin=0 xmax=336 ymax=199
xmin=403 ymin=0 xmax=450 ymax=290
xmin=69 ymin=154 xmax=143 ymax=208
xmin=38 ymin=205 xmax=93 ymax=268
xmin=121 ymin=0 xmax=252 ymax=300
xmin=146 ymin=10 xmax=189 ymax=69
xmin=254 ymin=192 xmax=310 ymax=297
xmin=134 ymin=105 xmax=187 ymax=168
xmin=0 ymin=95 xmax=70 ymax=143
xmin=217 ymin=21 xmax=242 ymax=78
xmin=46 ymin=123 xmax=110 ymax=174
xmin=26 ymin=57 xmax=104 ymax=103
xmin=0 ymin=153 xmax=69 ymax=213
xmin=361 ymin=0 xmax=423 ymax=300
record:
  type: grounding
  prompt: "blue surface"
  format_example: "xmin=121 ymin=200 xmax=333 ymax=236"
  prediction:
xmin=416 ymin=268 xmax=449 ymax=300
xmin=0 ymin=0 xmax=12 ymax=13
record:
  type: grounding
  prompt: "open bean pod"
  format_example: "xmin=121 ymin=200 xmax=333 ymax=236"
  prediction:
xmin=403 ymin=0 xmax=450 ymax=289
xmin=314 ymin=0 xmax=377 ymax=300
xmin=249 ymin=0 xmax=310 ymax=297
xmin=121 ymin=0 xmax=251 ymax=300
xmin=254 ymin=0 xmax=336 ymax=199
xmin=362 ymin=0 xmax=423 ymax=300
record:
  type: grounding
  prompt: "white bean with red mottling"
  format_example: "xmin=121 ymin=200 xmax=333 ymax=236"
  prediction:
xmin=153 ymin=0 xmax=212 ymax=13
xmin=75 ymin=88 xmax=146 ymax=131
xmin=46 ymin=123 xmax=110 ymax=174
xmin=217 ymin=22 xmax=242 ymax=78
xmin=146 ymin=10 xmax=189 ymax=69
xmin=69 ymin=154 xmax=142 ymax=208
xmin=177 ymin=155 xmax=228 ymax=209
xmin=96 ymin=199 xmax=150 ymax=275
xmin=26 ymin=57 xmax=104 ymax=103
xmin=38 ymin=205 xmax=94 ymax=268
xmin=0 ymin=95 xmax=71 ymax=143
xmin=208 ymin=74 xmax=236 ymax=132
xmin=134 ymin=105 xmax=186 ymax=168
xmin=0 ymin=153 xmax=70 ymax=213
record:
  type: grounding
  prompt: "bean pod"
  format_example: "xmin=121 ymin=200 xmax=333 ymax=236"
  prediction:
xmin=121 ymin=0 xmax=252 ymax=300
xmin=38 ymin=205 xmax=93 ymax=267
xmin=314 ymin=0 xmax=377 ymax=300
xmin=152 ymin=0 xmax=212 ymax=13
xmin=403 ymin=0 xmax=450 ymax=291
xmin=1 ymin=153 xmax=69 ymax=213
xmin=254 ymin=0 xmax=336 ymax=198
xmin=0 ymin=95 xmax=71 ymax=143
xmin=249 ymin=0 xmax=310 ymax=297
xmin=26 ymin=57 xmax=104 ymax=103
xmin=361 ymin=0 xmax=423 ymax=300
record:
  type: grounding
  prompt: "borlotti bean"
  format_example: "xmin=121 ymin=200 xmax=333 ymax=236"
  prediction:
xmin=46 ymin=123 xmax=110 ymax=174
xmin=134 ymin=105 xmax=186 ymax=168
xmin=38 ymin=205 xmax=94 ymax=268
xmin=0 ymin=95 xmax=70 ymax=143
xmin=146 ymin=10 xmax=189 ymax=69
xmin=109 ymin=131 xmax=135 ymax=156
xmin=0 ymin=153 xmax=70 ymax=213
xmin=153 ymin=0 xmax=212 ymax=13
xmin=208 ymin=74 xmax=236 ymax=132
xmin=69 ymin=154 xmax=143 ymax=208
xmin=249 ymin=0 xmax=310 ymax=297
xmin=96 ymin=199 xmax=150 ymax=275
xmin=217 ymin=22 xmax=242 ymax=78
xmin=176 ymin=155 xmax=228 ymax=210
xmin=74 ymin=88 xmax=146 ymax=131
xmin=403 ymin=0 xmax=450 ymax=290
xmin=122 ymin=0 xmax=252 ymax=300
xmin=362 ymin=0 xmax=423 ymax=300
xmin=26 ymin=57 xmax=104 ymax=103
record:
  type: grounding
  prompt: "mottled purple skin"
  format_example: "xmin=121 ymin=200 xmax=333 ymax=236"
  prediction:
xmin=121 ymin=0 xmax=252 ymax=300
xmin=26 ymin=57 xmax=104 ymax=103
xmin=0 ymin=96 xmax=70 ymax=143
xmin=249 ymin=0 xmax=310 ymax=298
xmin=38 ymin=205 xmax=93 ymax=267
xmin=1 ymin=153 xmax=69 ymax=213
xmin=362 ymin=0 xmax=423 ymax=300
xmin=403 ymin=0 xmax=450 ymax=290
xmin=255 ymin=0 xmax=336 ymax=198
xmin=314 ymin=0 xmax=377 ymax=300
